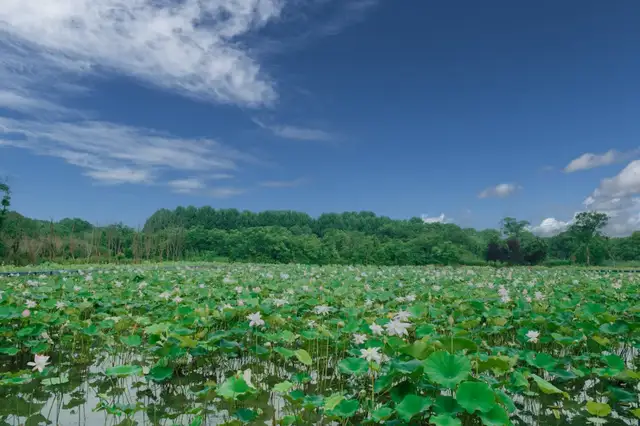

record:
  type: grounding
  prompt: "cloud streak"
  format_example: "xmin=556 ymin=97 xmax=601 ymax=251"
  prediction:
xmin=564 ymin=149 xmax=639 ymax=173
xmin=0 ymin=117 xmax=254 ymax=184
xmin=478 ymin=183 xmax=520 ymax=199
xmin=0 ymin=0 xmax=283 ymax=106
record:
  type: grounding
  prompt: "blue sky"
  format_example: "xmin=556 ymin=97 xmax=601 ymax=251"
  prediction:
xmin=1 ymin=0 xmax=639 ymax=235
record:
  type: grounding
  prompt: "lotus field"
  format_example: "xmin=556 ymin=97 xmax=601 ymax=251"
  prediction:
xmin=0 ymin=265 xmax=639 ymax=426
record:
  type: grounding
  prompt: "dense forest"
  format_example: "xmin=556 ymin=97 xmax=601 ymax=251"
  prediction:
xmin=0 ymin=183 xmax=638 ymax=266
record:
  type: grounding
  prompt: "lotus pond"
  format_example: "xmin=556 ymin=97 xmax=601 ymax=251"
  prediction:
xmin=0 ymin=264 xmax=638 ymax=426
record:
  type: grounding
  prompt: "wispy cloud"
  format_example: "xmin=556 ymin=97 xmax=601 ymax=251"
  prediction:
xmin=0 ymin=117 xmax=254 ymax=184
xmin=259 ymin=178 xmax=306 ymax=188
xmin=0 ymin=0 xmax=284 ymax=106
xmin=564 ymin=149 xmax=639 ymax=173
xmin=209 ymin=187 xmax=247 ymax=198
xmin=478 ymin=183 xmax=520 ymax=199
xmin=253 ymin=119 xmax=335 ymax=142
xmin=168 ymin=178 xmax=206 ymax=194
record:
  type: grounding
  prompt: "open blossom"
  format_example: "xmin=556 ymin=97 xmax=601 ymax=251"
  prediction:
xmin=394 ymin=311 xmax=412 ymax=321
xmin=612 ymin=281 xmax=622 ymax=290
xmin=22 ymin=309 xmax=31 ymax=318
xmin=352 ymin=333 xmax=367 ymax=345
xmin=364 ymin=298 xmax=373 ymax=307
xmin=27 ymin=354 xmax=50 ymax=373
xmin=370 ymin=323 xmax=384 ymax=335
xmin=432 ymin=285 xmax=442 ymax=292
xmin=55 ymin=301 xmax=66 ymax=310
xmin=173 ymin=296 xmax=183 ymax=303
xmin=247 ymin=312 xmax=265 ymax=327
xmin=406 ymin=294 xmax=416 ymax=302
xmin=500 ymin=295 xmax=511 ymax=304
xmin=534 ymin=291 xmax=545 ymax=301
xmin=526 ymin=330 xmax=540 ymax=343
xmin=114 ymin=281 xmax=123 ymax=288
xmin=25 ymin=300 xmax=37 ymax=309
xmin=314 ymin=305 xmax=331 ymax=315
xmin=159 ymin=292 xmax=171 ymax=300
xmin=237 ymin=299 xmax=245 ymax=306
xmin=273 ymin=298 xmax=288 ymax=307
xmin=235 ymin=286 xmax=243 ymax=293
xmin=385 ymin=319 xmax=411 ymax=337
xmin=360 ymin=347 xmax=382 ymax=364
xmin=308 ymin=320 xmax=317 ymax=328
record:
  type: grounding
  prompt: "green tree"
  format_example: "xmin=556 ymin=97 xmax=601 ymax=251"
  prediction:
xmin=499 ymin=217 xmax=530 ymax=239
xmin=568 ymin=212 xmax=609 ymax=266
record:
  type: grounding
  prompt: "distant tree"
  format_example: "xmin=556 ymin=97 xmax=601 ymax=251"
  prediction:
xmin=500 ymin=217 xmax=530 ymax=240
xmin=568 ymin=211 xmax=609 ymax=266
xmin=0 ymin=182 xmax=10 ymax=228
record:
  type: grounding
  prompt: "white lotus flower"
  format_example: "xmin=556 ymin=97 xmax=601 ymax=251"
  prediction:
xmin=314 ymin=305 xmax=331 ymax=315
xmin=159 ymin=292 xmax=171 ymax=300
xmin=385 ymin=319 xmax=411 ymax=337
xmin=247 ymin=312 xmax=265 ymax=327
xmin=534 ymin=291 xmax=545 ymax=301
xmin=352 ymin=333 xmax=367 ymax=345
xmin=55 ymin=301 xmax=66 ymax=310
xmin=360 ymin=347 xmax=382 ymax=364
xmin=27 ymin=354 xmax=50 ymax=373
xmin=370 ymin=323 xmax=384 ymax=335
xmin=173 ymin=296 xmax=183 ymax=303
xmin=526 ymin=330 xmax=540 ymax=343
xmin=25 ymin=300 xmax=37 ymax=309
xmin=394 ymin=311 xmax=412 ymax=321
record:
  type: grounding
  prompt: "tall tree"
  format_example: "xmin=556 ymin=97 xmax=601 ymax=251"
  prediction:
xmin=568 ymin=211 xmax=609 ymax=266
xmin=499 ymin=217 xmax=530 ymax=239
xmin=0 ymin=182 xmax=10 ymax=228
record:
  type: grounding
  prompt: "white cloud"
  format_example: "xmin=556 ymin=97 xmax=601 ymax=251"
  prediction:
xmin=253 ymin=119 xmax=335 ymax=142
xmin=530 ymin=218 xmax=571 ymax=237
xmin=0 ymin=0 xmax=284 ymax=106
xmin=478 ymin=183 xmax=520 ymax=199
xmin=209 ymin=187 xmax=246 ymax=198
xmin=210 ymin=173 xmax=235 ymax=180
xmin=168 ymin=178 xmax=206 ymax=194
xmin=582 ymin=160 xmax=640 ymax=236
xmin=87 ymin=168 xmax=153 ymax=185
xmin=538 ymin=161 xmax=640 ymax=237
xmin=421 ymin=213 xmax=451 ymax=224
xmin=259 ymin=178 xmax=305 ymax=188
xmin=0 ymin=117 xmax=254 ymax=184
xmin=564 ymin=149 xmax=639 ymax=173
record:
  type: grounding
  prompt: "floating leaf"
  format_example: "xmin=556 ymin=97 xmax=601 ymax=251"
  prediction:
xmin=105 ymin=365 xmax=142 ymax=377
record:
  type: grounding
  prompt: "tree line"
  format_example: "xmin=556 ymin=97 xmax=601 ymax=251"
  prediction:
xmin=0 ymin=183 xmax=638 ymax=266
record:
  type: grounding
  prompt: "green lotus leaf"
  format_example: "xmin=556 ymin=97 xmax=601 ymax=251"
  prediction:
xmin=455 ymin=381 xmax=496 ymax=414
xmin=395 ymin=394 xmax=432 ymax=422
xmin=585 ymin=401 xmax=611 ymax=417
xmin=424 ymin=351 xmax=471 ymax=389
xmin=338 ymin=357 xmax=369 ymax=375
